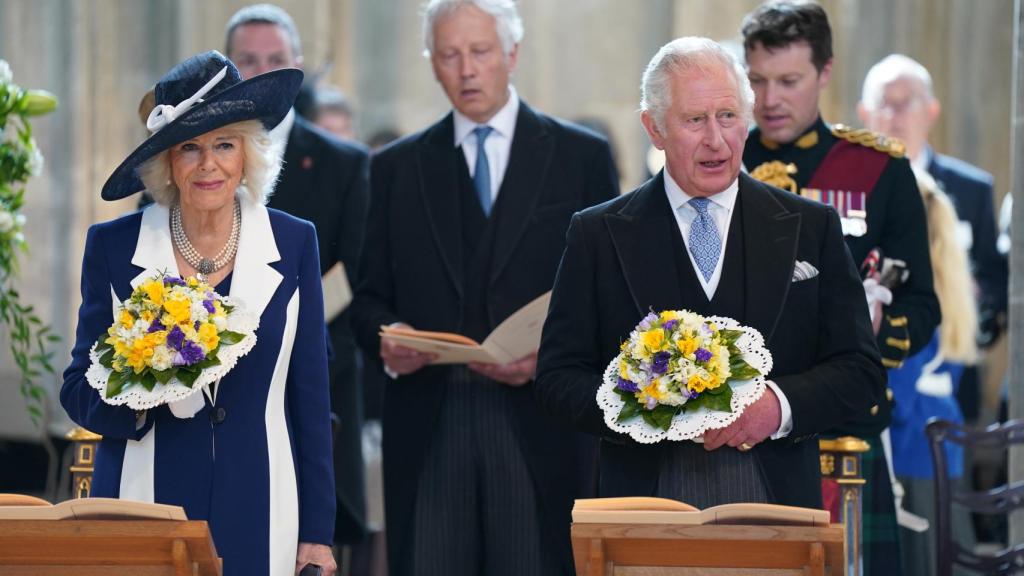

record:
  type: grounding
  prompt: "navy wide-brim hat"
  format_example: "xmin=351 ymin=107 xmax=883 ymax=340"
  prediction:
xmin=101 ymin=50 xmax=303 ymax=201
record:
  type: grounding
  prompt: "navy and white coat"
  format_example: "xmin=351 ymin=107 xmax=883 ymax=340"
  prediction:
xmin=61 ymin=198 xmax=336 ymax=576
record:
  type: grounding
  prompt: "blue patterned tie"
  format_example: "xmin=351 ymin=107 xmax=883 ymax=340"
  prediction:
xmin=473 ymin=125 xmax=494 ymax=216
xmin=688 ymin=198 xmax=721 ymax=282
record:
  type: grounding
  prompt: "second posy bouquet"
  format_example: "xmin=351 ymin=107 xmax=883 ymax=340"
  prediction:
xmin=598 ymin=310 xmax=772 ymax=443
xmin=86 ymin=273 xmax=259 ymax=409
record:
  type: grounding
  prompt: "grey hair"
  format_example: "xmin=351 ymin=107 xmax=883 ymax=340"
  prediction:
xmin=225 ymin=3 xmax=302 ymax=59
xmin=422 ymin=0 xmax=523 ymax=57
xmin=137 ymin=120 xmax=283 ymax=206
xmin=314 ymin=86 xmax=354 ymax=118
xmin=640 ymin=37 xmax=755 ymax=133
xmin=861 ymin=54 xmax=934 ymax=110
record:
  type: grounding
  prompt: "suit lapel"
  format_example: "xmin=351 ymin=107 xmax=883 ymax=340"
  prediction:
xmin=415 ymin=114 xmax=464 ymax=296
xmin=130 ymin=204 xmax=178 ymax=289
xmin=738 ymin=173 xmax=801 ymax=342
xmin=230 ymin=197 xmax=283 ymax=320
xmin=274 ymin=120 xmax=316 ymax=212
xmin=489 ymin=103 xmax=554 ymax=284
xmin=604 ymin=172 xmax=684 ymax=317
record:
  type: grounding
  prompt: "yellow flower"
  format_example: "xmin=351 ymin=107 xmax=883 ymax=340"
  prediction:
xmin=140 ymin=279 xmax=165 ymax=306
xmin=640 ymin=382 xmax=667 ymax=403
xmin=124 ymin=338 xmax=155 ymax=374
xmin=163 ymin=297 xmax=191 ymax=326
xmin=139 ymin=309 xmax=156 ymax=323
xmin=187 ymin=277 xmax=199 ymax=288
xmin=145 ymin=330 xmax=167 ymax=347
xmin=118 ymin=310 xmax=135 ymax=329
xmin=198 ymin=323 xmax=219 ymax=351
xmin=658 ymin=310 xmax=680 ymax=323
xmin=676 ymin=336 xmax=698 ymax=357
xmin=687 ymin=374 xmax=709 ymax=394
xmin=641 ymin=329 xmax=667 ymax=353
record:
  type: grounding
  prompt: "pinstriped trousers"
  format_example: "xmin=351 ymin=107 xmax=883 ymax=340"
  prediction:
xmin=411 ymin=367 xmax=545 ymax=576
xmin=656 ymin=441 xmax=771 ymax=508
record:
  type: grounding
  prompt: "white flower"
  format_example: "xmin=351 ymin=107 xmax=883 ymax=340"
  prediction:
xmin=0 ymin=211 xmax=13 ymax=233
xmin=212 ymin=315 xmax=227 ymax=331
xmin=26 ymin=141 xmax=43 ymax=177
xmin=14 ymin=213 xmax=25 ymax=227
xmin=150 ymin=345 xmax=174 ymax=371
xmin=0 ymin=60 xmax=11 ymax=85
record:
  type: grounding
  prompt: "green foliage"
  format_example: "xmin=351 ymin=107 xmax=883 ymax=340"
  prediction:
xmin=0 ymin=60 xmax=59 ymax=426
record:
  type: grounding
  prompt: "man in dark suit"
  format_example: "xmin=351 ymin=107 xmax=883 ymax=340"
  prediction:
xmin=351 ymin=2 xmax=618 ymax=574
xmin=858 ymin=53 xmax=1007 ymax=420
xmin=225 ymin=3 xmax=370 ymax=549
xmin=740 ymin=4 xmax=938 ymax=572
xmin=536 ymin=37 xmax=885 ymax=511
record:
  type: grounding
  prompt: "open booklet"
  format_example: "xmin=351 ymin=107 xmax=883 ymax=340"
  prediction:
xmin=572 ymin=497 xmax=830 ymax=526
xmin=0 ymin=497 xmax=187 ymax=521
xmin=322 ymin=262 xmax=352 ymax=323
xmin=380 ymin=292 xmax=551 ymax=365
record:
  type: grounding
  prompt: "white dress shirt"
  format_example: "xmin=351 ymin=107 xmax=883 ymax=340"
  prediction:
xmin=662 ymin=169 xmax=793 ymax=439
xmin=453 ymin=85 xmax=520 ymax=204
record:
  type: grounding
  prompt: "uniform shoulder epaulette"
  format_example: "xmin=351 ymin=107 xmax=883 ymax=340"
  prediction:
xmin=830 ymin=124 xmax=905 ymax=159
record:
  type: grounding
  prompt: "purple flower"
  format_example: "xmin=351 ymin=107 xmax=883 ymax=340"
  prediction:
xmin=662 ymin=319 xmax=679 ymax=331
xmin=639 ymin=312 xmax=659 ymax=330
xmin=163 ymin=276 xmax=185 ymax=286
xmin=174 ymin=340 xmax=205 ymax=366
xmin=147 ymin=318 xmax=165 ymax=333
xmin=166 ymin=325 xmax=185 ymax=351
xmin=688 ymin=389 xmax=700 ymax=400
xmin=616 ymin=377 xmax=639 ymax=393
xmin=695 ymin=348 xmax=713 ymax=363
xmin=203 ymin=299 xmax=216 ymax=314
xmin=651 ymin=352 xmax=671 ymax=375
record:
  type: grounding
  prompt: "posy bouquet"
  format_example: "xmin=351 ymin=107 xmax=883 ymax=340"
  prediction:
xmin=597 ymin=310 xmax=773 ymax=443
xmin=85 ymin=273 xmax=258 ymax=410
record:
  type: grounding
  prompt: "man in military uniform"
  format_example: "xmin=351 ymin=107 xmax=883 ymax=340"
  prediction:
xmin=740 ymin=2 xmax=940 ymax=574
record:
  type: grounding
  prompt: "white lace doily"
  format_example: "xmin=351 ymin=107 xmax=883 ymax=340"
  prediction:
xmin=597 ymin=316 xmax=773 ymax=444
xmin=85 ymin=297 xmax=260 ymax=410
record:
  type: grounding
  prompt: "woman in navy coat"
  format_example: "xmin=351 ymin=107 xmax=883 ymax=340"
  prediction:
xmin=61 ymin=51 xmax=337 ymax=575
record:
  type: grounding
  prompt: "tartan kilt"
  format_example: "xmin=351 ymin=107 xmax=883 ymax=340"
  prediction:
xmin=860 ymin=434 xmax=903 ymax=576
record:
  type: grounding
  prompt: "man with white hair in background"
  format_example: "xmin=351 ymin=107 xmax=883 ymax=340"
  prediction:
xmin=351 ymin=1 xmax=619 ymax=574
xmin=858 ymin=54 xmax=1007 ymax=421
xmin=536 ymin=36 xmax=883 ymax=514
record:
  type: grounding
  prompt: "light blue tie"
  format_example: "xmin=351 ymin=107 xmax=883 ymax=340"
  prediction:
xmin=473 ymin=126 xmax=494 ymax=216
xmin=688 ymin=198 xmax=721 ymax=282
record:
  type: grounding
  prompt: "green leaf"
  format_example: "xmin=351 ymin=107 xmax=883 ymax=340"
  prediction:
xmin=719 ymin=328 xmax=744 ymax=344
xmin=177 ymin=368 xmax=200 ymax=388
xmin=649 ymin=404 xmax=677 ymax=431
xmin=195 ymin=354 xmax=221 ymax=370
xmin=141 ymin=372 xmax=157 ymax=392
xmin=98 ymin=347 xmax=114 ymax=368
xmin=729 ymin=357 xmax=762 ymax=381
xmin=218 ymin=330 xmax=244 ymax=345
xmin=616 ymin=397 xmax=641 ymax=423
xmin=106 ymin=371 xmax=127 ymax=398
xmin=152 ymin=368 xmax=175 ymax=384
xmin=685 ymin=387 xmax=734 ymax=413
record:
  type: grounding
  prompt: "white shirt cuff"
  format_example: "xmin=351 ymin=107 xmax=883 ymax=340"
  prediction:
xmin=766 ymin=379 xmax=793 ymax=439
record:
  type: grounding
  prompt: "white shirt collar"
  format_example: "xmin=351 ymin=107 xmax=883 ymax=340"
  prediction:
xmin=662 ymin=168 xmax=739 ymax=213
xmin=269 ymin=108 xmax=296 ymax=147
xmin=453 ymin=85 xmax=520 ymax=147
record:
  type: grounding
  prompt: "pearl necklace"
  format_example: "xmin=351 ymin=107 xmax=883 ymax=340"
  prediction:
xmin=171 ymin=200 xmax=241 ymax=282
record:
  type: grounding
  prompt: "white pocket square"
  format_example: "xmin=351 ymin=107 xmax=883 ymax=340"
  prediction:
xmin=792 ymin=261 xmax=819 ymax=282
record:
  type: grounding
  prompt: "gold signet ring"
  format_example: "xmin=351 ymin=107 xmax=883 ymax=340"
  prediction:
xmin=739 ymin=442 xmax=753 ymax=452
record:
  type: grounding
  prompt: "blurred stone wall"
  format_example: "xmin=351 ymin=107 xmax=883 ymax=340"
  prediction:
xmin=0 ymin=0 xmax=1014 ymax=439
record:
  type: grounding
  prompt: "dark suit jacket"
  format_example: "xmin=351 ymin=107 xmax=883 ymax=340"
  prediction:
xmin=535 ymin=172 xmax=886 ymax=509
xmin=352 ymin=101 xmax=619 ymax=575
xmin=927 ymin=150 xmax=1007 ymax=332
xmin=267 ymin=116 xmax=370 ymax=543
